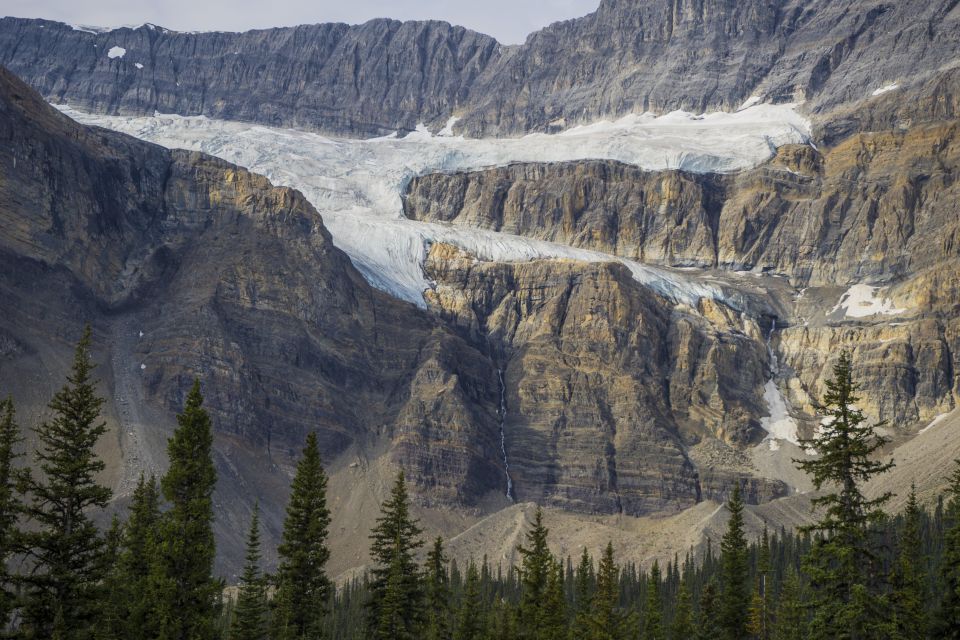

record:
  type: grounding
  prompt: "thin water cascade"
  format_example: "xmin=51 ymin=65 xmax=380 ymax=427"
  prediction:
xmin=766 ymin=317 xmax=779 ymax=375
xmin=497 ymin=368 xmax=514 ymax=501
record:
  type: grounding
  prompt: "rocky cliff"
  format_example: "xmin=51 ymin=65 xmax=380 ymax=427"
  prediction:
xmin=2 ymin=0 xmax=959 ymax=136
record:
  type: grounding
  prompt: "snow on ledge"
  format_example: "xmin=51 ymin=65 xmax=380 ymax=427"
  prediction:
xmin=760 ymin=380 xmax=801 ymax=450
xmin=872 ymin=83 xmax=900 ymax=97
xmin=107 ymin=46 xmax=126 ymax=59
xmin=831 ymin=284 xmax=906 ymax=318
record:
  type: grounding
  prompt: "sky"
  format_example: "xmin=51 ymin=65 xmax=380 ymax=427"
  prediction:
xmin=3 ymin=0 xmax=601 ymax=44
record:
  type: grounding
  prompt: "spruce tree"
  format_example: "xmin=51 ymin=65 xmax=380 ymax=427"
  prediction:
xmin=0 ymin=397 xmax=21 ymax=628
xmin=772 ymin=569 xmax=805 ymax=640
xmin=454 ymin=562 xmax=485 ymax=640
xmin=425 ymin=537 xmax=452 ymax=640
xmin=118 ymin=474 xmax=162 ymax=640
xmin=231 ymin=505 xmax=268 ymax=640
xmin=696 ymin=580 xmax=721 ymax=640
xmin=570 ymin=548 xmax=592 ymax=640
xmin=152 ymin=379 xmax=220 ymax=640
xmin=642 ymin=561 xmax=665 ymax=640
xmin=17 ymin=326 xmax=113 ymax=639
xmin=890 ymin=485 xmax=926 ymax=639
xmin=670 ymin=580 xmax=695 ymax=640
xmin=539 ymin=558 xmax=566 ymax=640
xmin=367 ymin=471 xmax=424 ymax=640
xmin=273 ymin=432 xmax=332 ymax=640
xmin=794 ymin=351 xmax=894 ymax=638
xmin=937 ymin=458 xmax=960 ymax=638
xmin=719 ymin=485 xmax=749 ymax=640
xmin=97 ymin=515 xmax=126 ymax=640
xmin=516 ymin=507 xmax=551 ymax=639
xmin=589 ymin=541 xmax=627 ymax=640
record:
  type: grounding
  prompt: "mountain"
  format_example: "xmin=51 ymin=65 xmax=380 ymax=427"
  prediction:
xmin=1 ymin=0 xmax=959 ymax=578
xmin=2 ymin=0 xmax=959 ymax=136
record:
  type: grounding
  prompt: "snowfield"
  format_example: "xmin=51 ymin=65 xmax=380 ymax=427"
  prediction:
xmin=57 ymin=104 xmax=810 ymax=306
xmin=831 ymin=284 xmax=906 ymax=318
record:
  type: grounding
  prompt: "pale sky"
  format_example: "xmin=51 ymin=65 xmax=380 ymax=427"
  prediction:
xmin=3 ymin=0 xmax=602 ymax=44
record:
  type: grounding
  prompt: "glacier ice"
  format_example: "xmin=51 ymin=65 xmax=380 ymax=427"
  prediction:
xmin=56 ymin=104 xmax=810 ymax=307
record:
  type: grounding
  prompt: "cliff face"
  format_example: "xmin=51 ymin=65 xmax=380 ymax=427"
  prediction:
xmin=2 ymin=0 xmax=959 ymax=136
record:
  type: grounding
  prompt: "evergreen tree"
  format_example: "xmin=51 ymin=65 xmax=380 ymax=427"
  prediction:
xmin=97 ymin=515 xmax=125 ymax=640
xmin=794 ymin=351 xmax=894 ymax=638
xmin=539 ymin=559 xmax=566 ymax=640
xmin=772 ymin=570 xmax=805 ymax=640
xmin=937 ymin=458 xmax=960 ymax=638
xmin=748 ymin=528 xmax=772 ymax=640
xmin=425 ymin=537 xmax=452 ymax=640
xmin=273 ymin=432 xmax=332 ymax=640
xmin=232 ymin=505 xmax=268 ymax=640
xmin=152 ymin=379 xmax=220 ymax=640
xmin=367 ymin=471 xmax=424 ymax=640
xmin=118 ymin=474 xmax=162 ymax=640
xmin=642 ymin=561 xmax=665 ymax=640
xmin=719 ymin=485 xmax=749 ymax=640
xmin=454 ymin=563 xmax=486 ymax=640
xmin=670 ymin=580 xmax=695 ymax=640
xmin=890 ymin=485 xmax=926 ymax=639
xmin=697 ymin=580 xmax=721 ymax=640
xmin=570 ymin=548 xmax=592 ymax=640
xmin=516 ymin=507 xmax=551 ymax=638
xmin=0 ymin=397 xmax=21 ymax=628
xmin=17 ymin=326 xmax=113 ymax=639
xmin=589 ymin=542 xmax=627 ymax=640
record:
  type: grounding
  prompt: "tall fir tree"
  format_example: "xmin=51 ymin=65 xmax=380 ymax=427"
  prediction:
xmin=936 ymin=458 xmax=960 ymax=638
xmin=670 ymin=580 xmax=695 ymax=640
xmin=97 ymin=515 xmax=125 ymax=640
xmin=231 ymin=505 xmax=268 ymax=640
xmin=794 ymin=351 xmax=894 ymax=638
xmin=589 ymin=542 xmax=628 ymax=640
xmin=890 ymin=485 xmax=926 ymax=639
xmin=367 ymin=471 xmax=424 ymax=640
xmin=538 ymin=558 xmax=566 ymax=640
xmin=516 ymin=507 xmax=551 ymax=639
xmin=152 ymin=379 xmax=220 ymax=640
xmin=747 ymin=528 xmax=772 ymax=640
xmin=454 ymin=562 xmax=486 ymax=640
xmin=697 ymin=580 xmax=721 ymax=640
xmin=425 ymin=537 xmax=452 ymax=640
xmin=0 ymin=397 xmax=21 ymax=628
xmin=772 ymin=569 xmax=806 ymax=640
xmin=642 ymin=561 xmax=665 ymax=640
xmin=273 ymin=432 xmax=332 ymax=640
xmin=17 ymin=326 xmax=113 ymax=639
xmin=117 ymin=474 xmax=162 ymax=640
xmin=570 ymin=548 xmax=593 ymax=640
xmin=719 ymin=485 xmax=749 ymax=640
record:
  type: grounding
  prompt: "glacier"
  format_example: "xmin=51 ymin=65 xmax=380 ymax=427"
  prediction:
xmin=56 ymin=104 xmax=810 ymax=307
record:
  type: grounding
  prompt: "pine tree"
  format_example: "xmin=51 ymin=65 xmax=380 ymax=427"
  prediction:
xmin=0 ymin=397 xmax=21 ymax=628
xmin=772 ymin=569 xmax=805 ymax=640
xmin=794 ymin=351 xmax=894 ymax=638
xmin=670 ymin=580 xmax=695 ymax=640
xmin=516 ymin=507 xmax=551 ymax=639
xmin=17 ymin=326 xmax=113 ymax=639
xmin=425 ymin=537 xmax=452 ymax=640
xmin=118 ymin=474 xmax=162 ymax=640
xmin=697 ymin=580 xmax=721 ymax=640
xmin=454 ymin=562 xmax=486 ymax=640
xmin=589 ymin=541 xmax=627 ymax=640
xmin=937 ymin=458 xmax=960 ymax=638
xmin=749 ymin=528 xmax=772 ymax=640
xmin=152 ymin=379 xmax=220 ymax=640
xmin=890 ymin=485 xmax=926 ymax=639
xmin=719 ymin=485 xmax=749 ymax=640
xmin=570 ymin=548 xmax=593 ymax=640
xmin=232 ymin=505 xmax=268 ymax=640
xmin=642 ymin=561 xmax=665 ymax=640
xmin=539 ymin=558 xmax=566 ymax=640
xmin=273 ymin=432 xmax=332 ymax=640
xmin=97 ymin=515 xmax=126 ymax=640
xmin=367 ymin=471 xmax=425 ymax=640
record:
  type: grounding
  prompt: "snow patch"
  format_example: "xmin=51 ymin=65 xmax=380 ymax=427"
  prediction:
xmin=872 ymin=83 xmax=900 ymax=97
xmin=437 ymin=116 xmax=460 ymax=137
xmin=107 ymin=46 xmax=126 ymax=59
xmin=831 ymin=284 xmax=906 ymax=318
xmin=135 ymin=63 xmax=144 ymax=70
xmin=738 ymin=96 xmax=763 ymax=111
xmin=55 ymin=104 xmax=810 ymax=306
xmin=760 ymin=381 xmax=801 ymax=447
xmin=919 ymin=411 xmax=954 ymax=434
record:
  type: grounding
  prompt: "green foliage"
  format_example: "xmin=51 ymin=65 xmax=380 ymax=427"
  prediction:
xmin=367 ymin=471 xmax=424 ymax=640
xmin=17 ymin=326 xmax=113 ymax=639
xmin=454 ymin=563 xmax=486 ymax=640
xmin=425 ymin=537 xmax=452 ymax=640
xmin=0 ymin=397 xmax=21 ymax=628
xmin=772 ymin=569 xmax=806 ymax=640
xmin=231 ymin=505 xmax=269 ymax=640
xmin=152 ymin=379 xmax=220 ymax=640
xmin=538 ymin=559 xmax=566 ymax=640
xmin=273 ymin=432 xmax=332 ymax=640
xmin=794 ymin=351 xmax=895 ymax=638
xmin=516 ymin=507 xmax=551 ymax=638
xmin=936 ymin=458 xmax=960 ymax=638
xmin=117 ymin=474 xmax=162 ymax=640
xmin=642 ymin=561 xmax=665 ymax=640
xmin=890 ymin=485 xmax=926 ymax=639
xmin=570 ymin=548 xmax=592 ymax=640
xmin=719 ymin=485 xmax=749 ymax=640
xmin=669 ymin=580 xmax=694 ymax=640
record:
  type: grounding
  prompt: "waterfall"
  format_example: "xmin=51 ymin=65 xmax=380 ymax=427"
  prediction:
xmin=497 ymin=368 xmax=514 ymax=501
xmin=766 ymin=317 xmax=779 ymax=375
